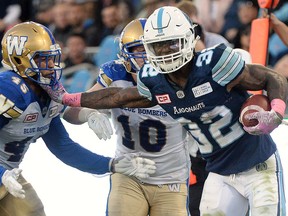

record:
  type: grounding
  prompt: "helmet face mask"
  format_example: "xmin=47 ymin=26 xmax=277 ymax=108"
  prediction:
xmin=148 ymin=39 xmax=182 ymax=55
xmin=145 ymin=37 xmax=189 ymax=73
xmin=27 ymin=45 xmax=62 ymax=87
xmin=142 ymin=6 xmax=199 ymax=74
xmin=1 ymin=21 xmax=62 ymax=88
xmin=119 ymin=18 xmax=147 ymax=73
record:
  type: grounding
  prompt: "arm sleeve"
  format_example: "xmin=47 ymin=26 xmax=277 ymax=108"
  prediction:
xmin=42 ymin=116 xmax=112 ymax=175
xmin=211 ymin=44 xmax=245 ymax=86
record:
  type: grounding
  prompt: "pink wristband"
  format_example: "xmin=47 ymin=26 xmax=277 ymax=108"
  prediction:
xmin=62 ymin=93 xmax=82 ymax=107
xmin=271 ymin=99 xmax=286 ymax=117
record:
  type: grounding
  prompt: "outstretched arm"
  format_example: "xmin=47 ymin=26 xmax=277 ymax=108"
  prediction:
xmin=56 ymin=83 xmax=155 ymax=139
xmin=43 ymin=116 xmax=156 ymax=178
xmin=43 ymin=116 xmax=112 ymax=174
xmin=81 ymin=86 xmax=155 ymax=109
xmin=44 ymin=83 xmax=156 ymax=109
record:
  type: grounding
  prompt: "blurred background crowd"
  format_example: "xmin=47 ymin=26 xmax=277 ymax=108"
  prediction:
xmin=1 ymin=0 xmax=288 ymax=92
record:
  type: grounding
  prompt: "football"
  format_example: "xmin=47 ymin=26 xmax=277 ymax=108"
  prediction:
xmin=240 ymin=94 xmax=271 ymax=127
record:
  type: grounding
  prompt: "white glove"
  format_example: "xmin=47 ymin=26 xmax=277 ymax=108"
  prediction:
xmin=1 ymin=168 xmax=25 ymax=199
xmin=110 ymin=154 xmax=156 ymax=179
xmin=87 ymin=112 xmax=113 ymax=140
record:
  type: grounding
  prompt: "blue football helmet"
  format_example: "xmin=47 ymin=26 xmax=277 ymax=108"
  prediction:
xmin=119 ymin=18 xmax=147 ymax=73
xmin=1 ymin=21 xmax=62 ymax=88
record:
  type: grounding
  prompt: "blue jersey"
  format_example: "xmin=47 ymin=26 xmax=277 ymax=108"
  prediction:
xmin=137 ymin=44 xmax=276 ymax=175
xmin=97 ymin=60 xmax=191 ymax=184
xmin=97 ymin=59 xmax=136 ymax=87
xmin=0 ymin=71 xmax=111 ymax=176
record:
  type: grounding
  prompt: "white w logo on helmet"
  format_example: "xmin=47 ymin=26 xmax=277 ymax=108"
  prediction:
xmin=6 ymin=36 xmax=28 ymax=56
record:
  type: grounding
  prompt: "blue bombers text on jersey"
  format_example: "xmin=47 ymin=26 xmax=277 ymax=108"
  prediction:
xmin=97 ymin=60 xmax=191 ymax=184
xmin=0 ymin=70 xmax=111 ymax=174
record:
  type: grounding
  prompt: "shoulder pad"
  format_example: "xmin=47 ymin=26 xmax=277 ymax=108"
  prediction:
xmin=0 ymin=94 xmax=22 ymax=118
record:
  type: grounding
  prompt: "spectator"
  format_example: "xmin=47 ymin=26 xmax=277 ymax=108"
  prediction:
xmin=274 ymin=54 xmax=288 ymax=78
xmin=64 ymin=32 xmax=94 ymax=68
xmin=49 ymin=2 xmax=73 ymax=45
xmin=262 ymin=9 xmax=288 ymax=66
xmin=221 ymin=0 xmax=259 ymax=45
xmin=32 ymin=1 xmax=54 ymax=28
xmin=136 ymin=0 xmax=176 ymax=18
xmin=266 ymin=12 xmax=288 ymax=46
xmin=113 ymin=0 xmax=136 ymax=35
xmin=194 ymin=0 xmax=233 ymax=34
xmin=262 ymin=11 xmax=288 ymax=84
xmin=176 ymin=0 xmax=231 ymax=48
xmin=63 ymin=32 xmax=97 ymax=92
xmin=67 ymin=2 xmax=101 ymax=46
xmin=100 ymin=3 xmax=121 ymax=40
xmin=270 ymin=1 xmax=288 ymax=22
xmin=67 ymin=2 xmax=88 ymax=33
xmin=233 ymin=24 xmax=251 ymax=51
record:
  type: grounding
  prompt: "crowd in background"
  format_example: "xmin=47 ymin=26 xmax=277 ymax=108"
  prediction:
xmin=0 ymin=1 xmax=288 ymax=215
xmin=1 ymin=0 xmax=288 ymax=90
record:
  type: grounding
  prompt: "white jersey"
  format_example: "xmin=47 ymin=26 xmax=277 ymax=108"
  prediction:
xmin=0 ymin=71 xmax=63 ymax=170
xmin=97 ymin=60 xmax=191 ymax=184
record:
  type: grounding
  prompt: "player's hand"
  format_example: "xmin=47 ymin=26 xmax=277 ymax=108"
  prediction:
xmin=87 ymin=112 xmax=113 ymax=140
xmin=40 ymin=82 xmax=82 ymax=107
xmin=1 ymin=168 xmax=25 ymax=199
xmin=243 ymin=110 xmax=282 ymax=135
xmin=40 ymin=82 xmax=67 ymax=104
xmin=110 ymin=154 xmax=156 ymax=179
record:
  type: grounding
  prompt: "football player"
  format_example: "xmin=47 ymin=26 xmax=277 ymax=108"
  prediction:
xmin=63 ymin=18 xmax=192 ymax=216
xmin=42 ymin=6 xmax=287 ymax=216
xmin=0 ymin=21 xmax=156 ymax=216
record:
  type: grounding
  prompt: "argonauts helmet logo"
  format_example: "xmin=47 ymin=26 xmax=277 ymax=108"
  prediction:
xmin=176 ymin=90 xmax=185 ymax=99
xmin=256 ymin=162 xmax=267 ymax=171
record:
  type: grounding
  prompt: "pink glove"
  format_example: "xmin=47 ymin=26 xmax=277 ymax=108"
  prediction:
xmin=243 ymin=98 xmax=286 ymax=135
xmin=243 ymin=109 xmax=282 ymax=135
xmin=40 ymin=82 xmax=81 ymax=107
